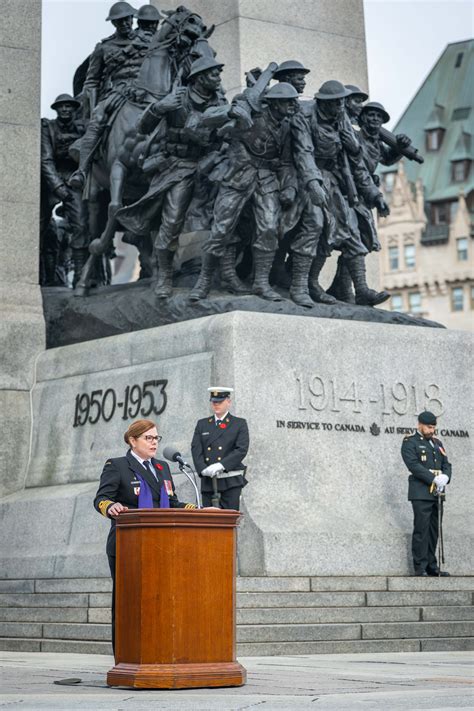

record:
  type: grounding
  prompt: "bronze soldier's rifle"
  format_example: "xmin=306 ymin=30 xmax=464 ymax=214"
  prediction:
xmin=379 ymin=126 xmax=424 ymax=164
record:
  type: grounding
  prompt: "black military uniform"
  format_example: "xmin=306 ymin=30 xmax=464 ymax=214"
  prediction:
xmin=94 ymin=449 xmax=194 ymax=649
xmin=191 ymin=388 xmax=249 ymax=510
xmin=401 ymin=413 xmax=452 ymax=576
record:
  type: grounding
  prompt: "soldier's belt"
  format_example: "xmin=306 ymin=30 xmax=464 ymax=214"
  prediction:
xmin=247 ymin=155 xmax=280 ymax=170
xmin=215 ymin=469 xmax=245 ymax=480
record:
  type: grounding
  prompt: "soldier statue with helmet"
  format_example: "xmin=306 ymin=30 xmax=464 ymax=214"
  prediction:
xmin=40 ymin=94 xmax=87 ymax=285
xmin=116 ymin=56 xmax=253 ymax=299
xmin=135 ymin=3 xmax=162 ymax=41
xmin=69 ymin=2 xmax=155 ymax=191
xmin=291 ymin=79 xmax=391 ymax=306
xmin=189 ymin=81 xmax=321 ymax=303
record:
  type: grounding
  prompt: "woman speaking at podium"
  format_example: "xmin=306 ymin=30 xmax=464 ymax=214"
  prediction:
xmin=93 ymin=419 xmax=196 ymax=650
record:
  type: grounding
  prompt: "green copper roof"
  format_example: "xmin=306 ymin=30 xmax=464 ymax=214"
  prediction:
xmin=380 ymin=39 xmax=474 ymax=203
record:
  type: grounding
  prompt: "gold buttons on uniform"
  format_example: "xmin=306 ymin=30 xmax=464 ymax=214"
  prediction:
xmin=208 ymin=446 xmax=211 ymax=450
xmin=218 ymin=446 xmax=222 ymax=450
xmin=217 ymin=457 xmax=221 ymax=461
xmin=205 ymin=457 xmax=209 ymax=462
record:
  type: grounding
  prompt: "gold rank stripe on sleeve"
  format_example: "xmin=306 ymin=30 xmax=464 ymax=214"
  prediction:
xmin=98 ymin=499 xmax=114 ymax=517
xmin=184 ymin=503 xmax=197 ymax=509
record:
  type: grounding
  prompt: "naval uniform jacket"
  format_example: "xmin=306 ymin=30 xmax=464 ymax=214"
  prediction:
xmin=191 ymin=413 xmax=249 ymax=493
xmin=401 ymin=433 xmax=452 ymax=501
xmin=93 ymin=449 xmax=192 ymax=556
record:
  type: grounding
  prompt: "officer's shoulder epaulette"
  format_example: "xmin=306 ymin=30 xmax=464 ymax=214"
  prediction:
xmin=403 ymin=433 xmax=415 ymax=441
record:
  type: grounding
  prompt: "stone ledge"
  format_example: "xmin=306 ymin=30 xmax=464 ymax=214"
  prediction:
xmin=43 ymin=284 xmax=443 ymax=349
xmin=237 ymin=623 xmax=361 ymax=643
xmin=362 ymin=621 xmax=474 ymax=640
xmin=237 ymin=592 xmax=366 ymax=608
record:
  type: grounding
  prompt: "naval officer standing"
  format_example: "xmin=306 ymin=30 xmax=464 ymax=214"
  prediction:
xmin=191 ymin=387 xmax=249 ymax=510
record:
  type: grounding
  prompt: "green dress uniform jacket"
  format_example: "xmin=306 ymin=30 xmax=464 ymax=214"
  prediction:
xmin=191 ymin=413 xmax=249 ymax=493
xmin=401 ymin=432 xmax=452 ymax=500
xmin=93 ymin=450 xmax=192 ymax=556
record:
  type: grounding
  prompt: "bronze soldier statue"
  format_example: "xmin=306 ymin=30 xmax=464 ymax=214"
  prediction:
xmin=69 ymin=1 xmax=152 ymax=190
xmin=294 ymin=80 xmax=390 ymax=306
xmin=329 ymin=100 xmax=413 ymax=302
xmin=326 ymin=83 xmax=369 ymax=302
xmin=190 ymin=82 xmax=310 ymax=303
xmin=40 ymin=94 xmax=87 ymax=285
xmin=116 ymin=56 xmax=252 ymax=299
xmin=272 ymin=60 xmax=333 ymax=307
xmin=135 ymin=4 xmax=162 ymax=41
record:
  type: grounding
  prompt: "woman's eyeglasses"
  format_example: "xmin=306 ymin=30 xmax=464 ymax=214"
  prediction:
xmin=142 ymin=435 xmax=162 ymax=443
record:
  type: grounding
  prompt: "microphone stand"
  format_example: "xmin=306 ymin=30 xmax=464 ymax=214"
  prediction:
xmin=178 ymin=461 xmax=203 ymax=509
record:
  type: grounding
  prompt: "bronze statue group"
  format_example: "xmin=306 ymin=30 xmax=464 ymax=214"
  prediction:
xmin=40 ymin=2 xmax=421 ymax=308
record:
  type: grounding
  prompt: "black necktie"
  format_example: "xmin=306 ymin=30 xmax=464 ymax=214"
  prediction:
xmin=216 ymin=419 xmax=222 ymax=426
xmin=144 ymin=460 xmax=157 ymax=480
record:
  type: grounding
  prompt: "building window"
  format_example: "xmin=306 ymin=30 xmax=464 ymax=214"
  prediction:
xmin=451 ymin=287 xmax=464 ymax=311
xmin=404 ymin=244 xmax=415 ymax=268
xmin=452 ymin=160 xmax=470 ymax=182
xmin=425 ymin=129 xmax=443 ymax=151
xmin=457 ymin=237 xmax=468 ymax=261
xmin=391 ymin=294 xmax=403 ymax=312
xmin=455 ymin=52 xmax=463 ymax=68
xmin=408 ymin=292 xmax=422 ymax=314
xmin=389 ymin=246 xmax=399 ymax=270
xmin=471 ymin=285 xmax=474 ymax=309
xmin=432 ymin=202 xmax=449 ymax=225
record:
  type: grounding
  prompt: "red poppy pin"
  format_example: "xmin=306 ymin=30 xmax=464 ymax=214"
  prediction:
xmin=219 ymin=423 xmax=227 ymax=429
xmin=155 ymin=462 xmax=163 ymax=470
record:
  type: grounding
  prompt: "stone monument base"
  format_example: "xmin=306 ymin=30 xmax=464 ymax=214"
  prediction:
xmin=0 ymin=312 xmax=471 ymax=580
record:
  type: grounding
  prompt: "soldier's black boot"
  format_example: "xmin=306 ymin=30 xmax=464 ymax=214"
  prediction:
xmin=270 ymin=244 xmax=292 ymax=289
xmin=252 ymin=251 xmax=282 ymax=301
xmin=189 ymin=253 xmax=218 ymax=302
xmin=345 ymin=255 xmax=390 ymax=306
xmin=308 ymin=256 xmax=336 ymax=304
xmin=289 ymin=254 xmax=314 ymax=308
xmin=72 ymin=248 xmax=89 ymax=288
xmin=220 ymin=246 xmax=251 ymax=295
xmin=153 ymin=248 xmax=174 ymax=299
xmin=327 ymin=254 xmax=355 ymax=303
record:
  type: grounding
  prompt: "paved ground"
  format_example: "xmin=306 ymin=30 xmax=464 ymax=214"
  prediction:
xmin=0 ymin=651 xmax=472 ymax=710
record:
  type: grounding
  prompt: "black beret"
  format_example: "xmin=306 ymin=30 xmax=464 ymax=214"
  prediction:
xmin=418 ymin=411 xmax=437 ymax=425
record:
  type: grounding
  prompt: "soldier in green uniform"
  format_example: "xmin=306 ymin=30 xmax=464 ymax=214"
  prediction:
xmin=191 ymin=387 xmax=249 ymax=510
xmin=401 ymin=411 xmax=452 ymax=576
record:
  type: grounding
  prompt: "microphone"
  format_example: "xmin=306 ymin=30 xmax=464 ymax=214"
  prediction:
xmin=163 ymin=446 xmax=191 ymax=469
xmin=162 ymin=445 xmax=202 ymax=509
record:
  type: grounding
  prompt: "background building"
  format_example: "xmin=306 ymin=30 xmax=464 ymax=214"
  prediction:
xmin=378 ymin=39 xmax=473 ymax=330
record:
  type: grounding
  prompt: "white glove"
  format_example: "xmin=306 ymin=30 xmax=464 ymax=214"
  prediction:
xmin=434 ymin=474 xmax=449 ymax=487
xmin=201 ymin=462 xmax=225 ymax=477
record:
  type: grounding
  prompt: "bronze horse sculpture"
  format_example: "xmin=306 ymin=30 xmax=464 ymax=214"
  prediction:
xmin=75 ymin=6 xmax=215 ymax=295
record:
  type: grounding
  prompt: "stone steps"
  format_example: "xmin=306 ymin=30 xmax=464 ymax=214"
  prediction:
xmin=0 ymin=576 xmax=472 ymax=656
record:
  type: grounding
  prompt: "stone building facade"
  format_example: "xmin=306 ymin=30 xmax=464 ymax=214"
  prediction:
xmin=377 ymin=39 xmax=473 ymax=331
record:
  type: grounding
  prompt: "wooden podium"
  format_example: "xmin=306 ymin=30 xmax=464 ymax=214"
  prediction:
xmin=107 ymin=509 xmax=246 ymax=689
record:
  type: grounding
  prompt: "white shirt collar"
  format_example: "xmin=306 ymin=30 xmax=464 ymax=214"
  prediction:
xmin=131 ymin=449 xmax=150 ymax=466
xmin=215 ymin=412 xmax=228 ymax=422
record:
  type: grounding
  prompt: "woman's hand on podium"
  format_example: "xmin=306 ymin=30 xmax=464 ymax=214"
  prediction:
xmin=108 ymin=502 xmax=129 ymax=517
xmin=199 ymin=507 xmax=221 ymax=511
